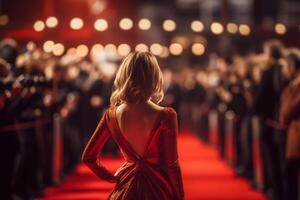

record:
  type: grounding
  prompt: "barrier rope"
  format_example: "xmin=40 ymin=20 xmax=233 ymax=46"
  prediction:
xmin=0 ymin=119 xmax=50 ymax=133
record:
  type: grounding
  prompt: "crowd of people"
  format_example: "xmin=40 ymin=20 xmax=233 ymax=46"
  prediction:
xmin=0 ymin=37 xmax=299 ymax=200
xmin=171 ymin=40 xmax=300 ymax=200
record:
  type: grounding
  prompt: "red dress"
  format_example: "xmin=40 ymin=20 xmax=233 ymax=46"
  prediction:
xmin=82 ymin=107 xmax=185 ymax=200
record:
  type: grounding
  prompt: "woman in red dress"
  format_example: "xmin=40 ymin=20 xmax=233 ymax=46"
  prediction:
xmin=82 ymin=51 xmax=185 ymax=200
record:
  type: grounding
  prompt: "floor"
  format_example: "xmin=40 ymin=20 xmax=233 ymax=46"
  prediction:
xmin=39 ymin=132 xmax=267 ymax=200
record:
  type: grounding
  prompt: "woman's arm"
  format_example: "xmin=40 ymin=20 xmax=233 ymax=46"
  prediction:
xmin=163 ymin=108 xmax=185 ymax=200
xmin=81 ymin=110 xmax=117 ymax=183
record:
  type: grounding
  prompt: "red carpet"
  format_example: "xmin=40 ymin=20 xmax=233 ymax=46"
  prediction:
xmin=39 ymin=133 xmax=266 ymax=200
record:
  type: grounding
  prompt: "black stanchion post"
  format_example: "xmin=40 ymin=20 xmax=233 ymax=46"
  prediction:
xmin=251 ymin=116 xmax=264 ymax=190
xmin=52 ymin=113 xmax=62 ymax=184
xmin=209 ymin=109 xmax=219 ymax=147
xmin=225 ymin=111 xmax=236 ymax=166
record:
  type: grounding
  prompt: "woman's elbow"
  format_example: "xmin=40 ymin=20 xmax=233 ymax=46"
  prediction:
xmin=81 ymin=152 xmax=92 ymax=164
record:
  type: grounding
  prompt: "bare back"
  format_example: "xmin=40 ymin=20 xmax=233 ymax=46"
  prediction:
xmin=115 ymin=101 xmax=165 ymax=157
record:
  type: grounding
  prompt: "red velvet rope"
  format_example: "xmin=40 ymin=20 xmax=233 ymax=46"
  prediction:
xmin=0 ymin=119 xmax=50 ymax=133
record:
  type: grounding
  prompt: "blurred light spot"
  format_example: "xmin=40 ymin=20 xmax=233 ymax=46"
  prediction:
xmin=26 ymin=41 xmax=36 ymax=51
xmin=135 ymin=43 xmax=148 ymax=52
xmin=227 ymin=22 xmax=238 ymax=34
xmin=68 ymin=66 xmax=80 ymax=79
xmin=275 ymin=23 xmax=286 ymax=35
xmin=46 ymin=16 xmax=58 ymax=28
xmin=210 ymin=22 xmax=223 ymax=35
xmin=53 ymin=43 xmax=65 ymax=56
xmin=67 ymin=48 xmax=77 ymax=55
xmin=0 ymin=15 xmax=9 ymax=26
xmin=91 ymin=0 xmax=107 ymax=15
xmin=163 ymin=19 xmax=176 ymax=32
xmin=138 ymin=18 xmax=151 ymax=30
xmin=117 ymin=44 xmax=131 ymax=56
xmin=70 ymin=17 xmax=84 ymax=30
xmin=94 ymin=19 xmax=108 ymax=31
xmin=33 ymin=20 xmax=45 ymax=32
xmin=43 ymin=40 xmax=55 ymax=53
xmin=192 ymin=43 xmax=205 ymax=56
xmin=150 ymin=43 xmax=163 ymax=55
xmin=169 ymin=43 xmax=183 ymax=56
xmin=105 ymin=44 xmax=117 ymax=54
xmin=160 ymin=46 xmax=169 ymax=58
xmin=91 ymin=44 xmax=104 ymax=56
xmin=191 ymin=20 xmax=204 ymax=32
xmin=239 ymin=24 xmax=251 ymax=36
xmin=119 ymin=18 xmax=133 ymax=30
xmin=76 ymin=44 xmax=89 ymax=57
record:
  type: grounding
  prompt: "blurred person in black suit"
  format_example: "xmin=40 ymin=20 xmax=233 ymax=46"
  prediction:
xmin=252 ymin=40 xmax=286 ymax=200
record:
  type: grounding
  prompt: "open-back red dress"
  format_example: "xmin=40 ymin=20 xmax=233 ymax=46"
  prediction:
xmin=82 ymin=106 xmax=184 ymax=200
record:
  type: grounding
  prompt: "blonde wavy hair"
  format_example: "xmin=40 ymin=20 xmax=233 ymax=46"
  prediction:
xmin=110 ymin=51 xmax=164 ymax=106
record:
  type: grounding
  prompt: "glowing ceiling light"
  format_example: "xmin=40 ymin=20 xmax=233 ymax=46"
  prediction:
xmin=70 ymin=17 xmax=84 ymax=30
xmin=119 ymin=18 xmax=133 ymax=30
xmin=210 ymin=22 xmax=224 ymax=35
xmin=76 ymin=44 xmax=89 ymax=57
xmin=226 ymin=22 xmax=238 ymax=34
xmin=160 ymin=46 xmax=170 ymax=58
xmin=46 ymin=16 xmax=58 ymax=28
xmin=191 ymin=20 xmax=204 ymax=32
xmin=163 ymin=19 xmax=176 ymax=32
xmin=91 ymin=44 xmax=104 ymax=55
xmin=53 ymin=43 xmax=65 ymax=56
xmin=138 ymin=18 xmax=151 ymax=30
xmin=191 ymin=43 xmax=205 ymax=56
xmin=94 ymin=19 xmax=108 ymax=31
xmin=169 ymin=43 xmax=183 ymax=56
xmin=67 ymin=48 xmax=77 ymax=56
xmin=117 ymin=44 xmax=131 ymax=56
xmin=135 ymin=43 xmax=148 ymax=52
xmin=105 ymin=44 xmax=117 ymax=55
xmin=275 ymin=23 xmax=287 ymax=35
xmin=43 ymin=40 xmax=55 ymax=53
xmin=33 ymin=20 xmax=45 ymax=32
xmin=239 ymin=24 xmax=251 ymax=36
xmin=150 ymin=43 xmax=163 ymax=55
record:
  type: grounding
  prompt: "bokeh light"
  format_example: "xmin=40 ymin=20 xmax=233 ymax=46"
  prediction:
xmin=169 ymin=43 xmax=183 ymax=56
xmin=191 ymin=20 xmax=204 ymax=32
xmin=135 ymin=43 xmax=148 ymax=52
xmin=138 ymin=18 xmax=151 ymax=30
xmin=210 ymin=22 xmax=224 ymax=35
xmin=191 ymin=43 xmax=205 ymax=56
xmin=94 ymin=19 xmax=108 ymax=31
xmin=119 ymin=18 xmax=133 ymax=30
xmin=46 ymin=16 xmax=58 ymax=28
xmin=239 ymin=24 xmax=251 ymax=36
xmin=67 ymin=48 xmax=77 ymax=56
xmin=117 ymin=44 xmax=131 ymax=56
xmin=33 ymin=20 xmax=45 ymax=32
xmin=275 ymin=23 xmax=287 ymax=35
xmin=163 ymin=19 xmax=176 ymax=32
xmin=91 ymin=44 xmax=104 ymax=56
xmin=227 ymin=23 xmax=238 ymax=34
xmin=53 ymin=43 xmax=65 ymax=56
xmin=43 ymin=40 xmax=55 ymax=53
xmin=105 ymin=44 xmax=117 ymax=55
xmin=76 ymin=44 xmax=89 ymax=57
xmin=150 ymin=43 xmax=163 ymax=55
xmin=70 ymin=17 xmax=84 ymax=30
xmin=0 ymin=15 xmax=9 ymax=26
xmin=160 ymin=46 xmax=170 ymax=58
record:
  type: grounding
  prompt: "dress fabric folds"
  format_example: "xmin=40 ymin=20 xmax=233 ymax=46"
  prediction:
xmin=82 ymin=106 xmax=185 ymax=200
